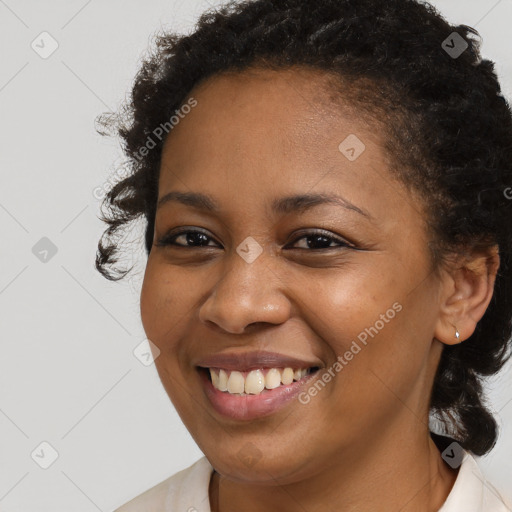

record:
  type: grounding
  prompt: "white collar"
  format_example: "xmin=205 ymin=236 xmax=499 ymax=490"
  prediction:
xmin=161 ymin=452 xmax=512 ymax=512
xmin=439 ymin=451 xmax=511 ymax=511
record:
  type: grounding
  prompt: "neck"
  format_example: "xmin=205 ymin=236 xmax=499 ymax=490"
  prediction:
xmin=209 ymin=425 xmax=458 ymax=512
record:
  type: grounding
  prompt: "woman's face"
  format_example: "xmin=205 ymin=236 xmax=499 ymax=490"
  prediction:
xmin=140 ymin=67 xmax=446 ymax=483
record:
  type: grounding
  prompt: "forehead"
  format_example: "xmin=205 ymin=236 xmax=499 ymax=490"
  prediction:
xmin=158 ymin=67 xmax=423 ymax=229
xmin=164 ymin=67 xmax=378 ymax=151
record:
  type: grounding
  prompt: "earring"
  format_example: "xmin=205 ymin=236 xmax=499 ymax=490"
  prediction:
xmin=455 ymin=326 xmax=461 ymax=343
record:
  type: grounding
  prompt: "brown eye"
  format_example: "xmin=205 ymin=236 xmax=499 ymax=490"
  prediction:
xmin=155 ymin=228 xmax=353 ymax=251
xmin=288 ymin=230 xmax=352 ymax=250
xmin=156 ymin=229 xmax=220 ymax=248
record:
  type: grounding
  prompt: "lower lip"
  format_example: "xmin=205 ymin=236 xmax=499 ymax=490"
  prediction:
xmin=198 ymin=368 xmax=319 ymax=421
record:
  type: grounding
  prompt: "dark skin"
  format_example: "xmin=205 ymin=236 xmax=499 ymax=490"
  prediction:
xmin=140 ymin=67 xmax=500 ymax=511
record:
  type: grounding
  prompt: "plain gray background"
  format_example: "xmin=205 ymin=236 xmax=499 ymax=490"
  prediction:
xmin=0 ymin=1 xmax=511 ymax=510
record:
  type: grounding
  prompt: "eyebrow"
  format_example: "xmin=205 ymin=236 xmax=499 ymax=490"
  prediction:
xmin=157 ymin=191 xmax=372 ymax=219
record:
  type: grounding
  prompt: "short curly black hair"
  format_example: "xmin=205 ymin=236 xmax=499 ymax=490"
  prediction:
xmin=95 ymin=0 xmax=512 ymax=456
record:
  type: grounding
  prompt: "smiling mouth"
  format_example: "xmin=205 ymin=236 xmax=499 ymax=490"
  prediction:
xmin=199 ymin=366 xmax=320 ymax=396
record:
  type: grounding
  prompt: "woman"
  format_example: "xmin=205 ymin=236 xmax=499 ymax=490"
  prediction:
xmin=96 ymin=0 xmax=512 ymax=510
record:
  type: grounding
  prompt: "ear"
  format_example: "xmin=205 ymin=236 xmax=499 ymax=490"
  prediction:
xmin=434 ymin=245 xmax=500 ymax=345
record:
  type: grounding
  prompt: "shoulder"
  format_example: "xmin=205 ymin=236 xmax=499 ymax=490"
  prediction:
xmin=113 ymin=456 xmax=214 ymax=512
xmin=439 ymin=451 xmax=511 ymax=512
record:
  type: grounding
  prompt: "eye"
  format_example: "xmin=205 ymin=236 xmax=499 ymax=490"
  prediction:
xmin=155 ymin=228 xmax=353 ymax=251
xmin=286 ymin=230 xmax=352 ymax=250
xmin=155 ymin=228 xmax=220 ymax=248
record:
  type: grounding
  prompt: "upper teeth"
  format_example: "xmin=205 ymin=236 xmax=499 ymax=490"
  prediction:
xmin=209 ymin=367 xmax=311 ymax=395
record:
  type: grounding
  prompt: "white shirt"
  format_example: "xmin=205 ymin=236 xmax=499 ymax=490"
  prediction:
xmin=113 ymin=452 xmax=512 ymax=511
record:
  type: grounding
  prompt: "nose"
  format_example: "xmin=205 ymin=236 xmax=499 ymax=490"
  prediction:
xmin=198 ymin=249 xmax=291 ymax=334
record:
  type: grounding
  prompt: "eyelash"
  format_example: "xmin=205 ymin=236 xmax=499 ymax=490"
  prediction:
xmin=155 ymin=228 xmax=353 ymax=251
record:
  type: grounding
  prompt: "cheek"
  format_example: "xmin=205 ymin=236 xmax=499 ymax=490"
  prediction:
xmin=296 ymin=267 xmax=396 ymax=349
xmin=139 ymin=261 xmax=187 ymax=344
xmin=297 ymin=266 xmax=431 ymax=395
xmin=139 ymin=263 xmax=195 ymax=404
xmin=139 ymin=265 xmax=165 ymax=340
xmin=139 ymin=259 xmax=216 ymax=369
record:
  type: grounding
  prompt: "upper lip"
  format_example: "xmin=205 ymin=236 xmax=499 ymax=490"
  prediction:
xmin=194 ymin=351 xmax=322 ymax=372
